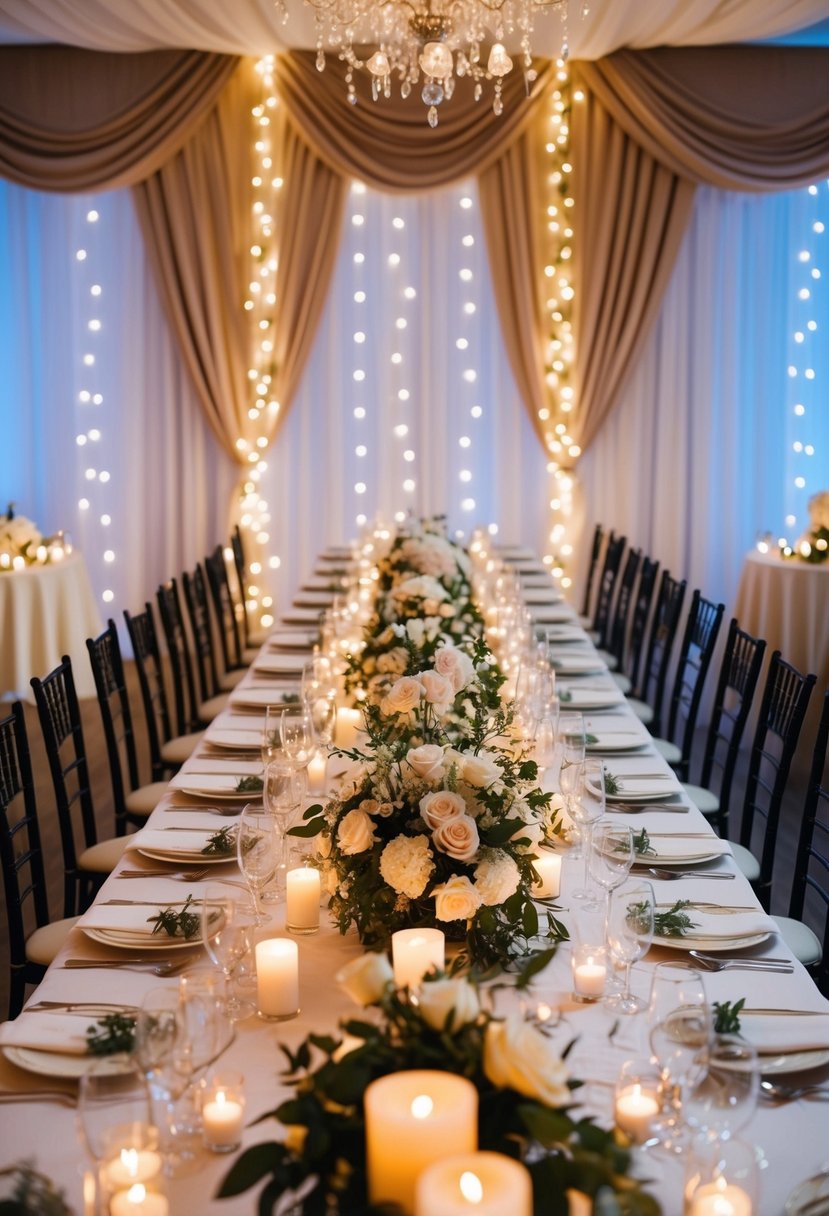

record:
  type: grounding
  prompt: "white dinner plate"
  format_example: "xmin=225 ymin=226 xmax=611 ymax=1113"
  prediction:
xmin=170 ymin=773 xmax=262 ymax=799
xmin=293 ymin=591 xmax=335 ymax=607
xmin=137 ymin=845 xmax=237 ymax=866
xmin=282 ymin=608 xmax=325 ymax=625
xmin=204 ymin=728 xmax=261 ymax=751
xmin=530 ymin=605 xmax=575 ymax=624
xmin=759 ymin=1048 xmax=829 ymax=1076
xmin=2 ymin=1045 xmax=135 ymax=1080
xmin=83 ymin=926 xmax=208 ymax=951
xmin=652 ymin=931 xmax=771 ymax=953
xmin=541 ymin=626 xmax=587 ymax=644
xmin=646 ymin=848 xmax=730 ymax=866
xmin=267 ymin=631 xmax=317 ymax=650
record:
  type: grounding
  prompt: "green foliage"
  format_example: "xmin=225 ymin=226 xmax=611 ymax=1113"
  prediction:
xmin=147 ymin=893 xmax=202 ymax=939
xmin=651 ymin=900 xmax=698 ymax=938
xmin=85 ymin=1012 xmax=136 ymax=1055
xmin=202 ymin=826 xmax=238 ymax=856
xmin=236 ymin=774 xmax=264 ymax=793
xmin=713 ymin=997 xmax=745 ymax=1035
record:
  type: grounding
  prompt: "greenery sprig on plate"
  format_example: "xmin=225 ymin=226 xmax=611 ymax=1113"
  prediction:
xmin=85 ymin=1012 xmax=136 ymax=1056
xmin=631 ymin=828 xmax=656 ymax=857
xmin=713 ymin=998 xmax=745 ymax=1035
xmin=202 ymin=826 xmax=238 ymax=856
xmin=652 ymin=900 xmax=698 ymax=938
xmin=147 ymin=893 xmax=201 ymax=939
xmin=236 ymin=775 xmax=264 ymax=794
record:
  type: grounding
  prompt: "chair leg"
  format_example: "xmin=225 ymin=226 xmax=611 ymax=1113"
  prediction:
xmin=8 ymin=967 xmax=27 ymax=1020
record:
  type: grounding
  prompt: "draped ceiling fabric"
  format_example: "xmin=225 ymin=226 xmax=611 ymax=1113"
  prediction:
xmin=570 ymin=45 xmax=829 ymax=453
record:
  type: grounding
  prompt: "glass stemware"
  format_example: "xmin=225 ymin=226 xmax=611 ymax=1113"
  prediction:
xmin=684 ymin=1033 xmax=759 ymax=1146
xmin=605 ymin=878 xmax=655 ymax=1014
xmin=132 ymin=988 xmax=191 ymax=1171
xmin=280 ymin=706 xmax=316 ymax=772
xmin=78 ymin=1056 xmax=152 ymax=1210
xmin=570 ymin=758 xmax=606 ymax=901
xmin=557 ymin=711 xmax=586 ymax=853
xmin=647 ymin=963 xmax=712 ymax=1153
xmin=261 ymin=704 xmax=283 ymax=768
xmin=237 ymin=804 xmax=276 ymax=924
xmin=590 ymin=822 xmax=635 ymax=901
xmin=264 ymin=759 xmax=306 ymax=897
xmin=201 ymin=891 xmax=255 ymax=1022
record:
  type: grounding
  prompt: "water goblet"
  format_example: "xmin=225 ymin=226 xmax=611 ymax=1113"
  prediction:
xmin=201 ymin=891 xmax=255 ymax=1022
xmin=605 ymin=877 xmax=655 ymax=1014
xmin=237 ymin=803 xmax=276 ymax=924
xmin=684 ymin=1033 xmax=759 ymax=1147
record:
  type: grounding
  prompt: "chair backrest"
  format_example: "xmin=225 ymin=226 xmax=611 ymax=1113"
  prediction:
xmin=182 ymin=563 xmax=222 ymax=704
xmin=635 ymin=570 xmax=687 ymax=736
xmin=788 ymin=690 xmax=829 ymax=996
xmin=738 ymin=651 xmax=816 ymax=909
xmin=591 ymin=532 xmax=626 ymax=641
xmin=627 ymin=555 xmax=660 ymax=691
xmin=157 ymin=578 xmax=201 ymax=736
xmin=662 ymin=591 xmax=725 ymax=779
xmin=580 ymin=523 xmax=604 ymax=618
xmin=605 ymin=547 xmax=641 ymax=664
xmin=697 ymin=618 xmax=766 ymax=835
xmin=86 ymin=620 xmax=143 ymax=835
xmin=205 ymin=545 xmax=244 ymax=672
xmin=0 ymin=702 xmax=50 ymax=1016
xmin=231 ymin=525 xmax=254 ymax=649
xmin=30 ymin=656 xmax=98 ymax=917
xmin=124 ymin=603 xmax=174 ymax=782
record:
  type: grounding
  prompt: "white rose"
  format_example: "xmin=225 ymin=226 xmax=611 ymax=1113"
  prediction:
xmin=418 ymin=976 xmax=480 ymax=1031
xmin=380 ymin=676 xmax=423 ymax=716
xmin=433 ymin=814 xmax=480 ymax=862
xmin=433 ymin=645 xmax=476 ymax=692
xmin=462 ymin=752 xmax=502 ymax=789
xmin=406 ymin=619 xmax=426 ymax=646
xmin=432 ymin=874 xmax=483 ymax=921
xmin=407 ymin=744 xmax=446 ymax=784
xmin=337 ymin=808 xmax=375 ymax=855
xmin=377 ymin=647 xmax=408 ymax=675
xmin=418 ymin=670 xmax=455 ymax=710
xmin=484 ymin=1014 xmax=570 ymax=1107
xmin=474 ymin=854 xmax=521 ymax=905
xmin=336 ymin=952 xmax=394 ymax=1006
xmin=420 ymin=789 xmax=467 ymax=829
xmin=438 ymin=603 xmax=456 ymax=618
xmin=379 ymin=834 xmax=435 ymax=898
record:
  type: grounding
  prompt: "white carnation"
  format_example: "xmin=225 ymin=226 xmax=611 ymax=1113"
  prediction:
xmin=379 ymin=834 xmax=435 ymax=898
xmin=474 ymin=854 xmax=521 ymax=905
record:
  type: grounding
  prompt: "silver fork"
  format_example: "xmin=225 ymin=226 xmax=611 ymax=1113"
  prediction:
xmin=0 ymin=1090 xmax=77 ymax=1108
xmin=59 ymin=957 xmax=196 ymax=975
xmin=117 ymin=868 xmax=210 ymax=881
xmin=688 ymin=951 xmax=793 ymax=973
xmin=636 ymin=866 xmax=736 ymax=881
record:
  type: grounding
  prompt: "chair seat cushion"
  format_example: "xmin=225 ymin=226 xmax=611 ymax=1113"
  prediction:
xmin=242 ymin=646 xmax=260 ymax=664
xmin=198 ymin=693 xmax=229 ymax=723
xmin=728 ymin=841 xmax=761 ymax=883
xmin=610 ymin=671 xmax=631 ymax=694
xmin=161 ymin=731 xmax=205 ymax=765
xmin=79 ymin=835 xmax=131 ymax=873
xmin=26 ymin=916 xmax=79 ymax=966
xmin=625 ymin=697 xmax=654 ymax=726
xmin=652 ymin=737 xmax=682 ymax=765
xmin=595 ymin=648 xmax=619 ymax=672
xmin=125 ymin=781 xmax=169 ymax=816
xmin=219 ymin=669 xmax=245 ymax=691
xmin=775 ymin=916 xmax=822 ymax=967
xmin=681 ymin=782 xmax=720 ymax=815
xmin=247 ymin=628 xmax=268 ymax=647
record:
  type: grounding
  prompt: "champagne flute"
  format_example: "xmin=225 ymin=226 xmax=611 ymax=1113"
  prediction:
xmin=261 ymin=704 xmax=282 ymax=767
xmin=280 ymin=707 xmax=316 ymax=772
xmin=605 ymin=878 xmax=655 ymax=1014
xmin=571 ymin=758 xmax=606 ymax=901
xmin=237 ymin=804 xmax=276 ymax=924
xmin=201 ymin=891 xmax=255 ymax=1022
xmin=264 ymin=758 xmax=306 ymax=896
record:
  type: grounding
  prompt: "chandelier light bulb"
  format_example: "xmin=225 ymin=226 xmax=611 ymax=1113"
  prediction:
xmin=487 ymin=42 xmax=513 ymax=77
xmin=367 ymin=49 xmax=390 ymax=76
xmin=420 ymin=41 xmax=453 ymax=78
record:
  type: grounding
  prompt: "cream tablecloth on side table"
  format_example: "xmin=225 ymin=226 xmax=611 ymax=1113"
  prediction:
xmin=0 ymin=552 xmax=102 ymax=701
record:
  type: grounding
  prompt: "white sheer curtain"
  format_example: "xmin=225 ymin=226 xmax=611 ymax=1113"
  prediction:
xmin=578 ymin=181 xmax=829 ymax=615
xmin=0 ymin=179 xmax=237 ymax=629
xmin=263 ymin=179 xmax=550 ymax=604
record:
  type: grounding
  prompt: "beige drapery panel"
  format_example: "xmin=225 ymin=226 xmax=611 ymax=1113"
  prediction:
xmin=571 ymin=45 xmax=829 ymax=453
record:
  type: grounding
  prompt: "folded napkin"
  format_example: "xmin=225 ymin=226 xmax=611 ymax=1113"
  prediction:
xmin=531 ymin=605 xmax=576 ymax=623
xmin=169 ymin=772 xmax=255 ymax=794
xmin=543 ymin=626 xmax=588 ymax=643
xmin=293 ymin=591 xmax=335 ymax=606
xmin=268 ymin=631 xmax=316 ymax=650
xmin=255 ymin=653 xmax=307 ymax=674
xmin=78 ymin=903 xmax=178 ymax=935
xmin=608 ymin=776 xmax=684 ymax=799
xmin=552 ymin=655 xmax=606 ymax=675
xmin=282 ymin=608 xmax=324 ymax=624
xmin=230 ymin=686 xmax=298 ymax=708
xmin=207 ymin=728 xmax=262 ymax=749
xmin=647 ymin=835 xmax=732 ymax=860
xmin=0 ymin=1012 xmax=96 ymax=1056
xmin=171 ymin=758 xmax=262 ymax=776
xmin=664 ymin=905 xmax=775 ymax=939
xmin=561 ymin=688 xmax=624 ymax=709
xmin=125 ymin=827 xmax=221 ymax=854
xmin=737 ymin=1012 xmax=829 ymax=1054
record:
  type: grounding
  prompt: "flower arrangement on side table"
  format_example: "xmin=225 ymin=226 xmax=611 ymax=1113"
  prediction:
xmin=217 ymin=963 xmax=660 ymax=1215
xmin=0 ymin=504 xmax=71 ymax=571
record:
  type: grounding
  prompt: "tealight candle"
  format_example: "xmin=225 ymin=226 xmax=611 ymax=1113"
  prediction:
xmin=307 ymin=751 xmax=328 ymax=794
xmin=415 ymin=1151 xmax=532 ymax=1216
xmin=391 ymin=928 xmax=445 ymax=989
xmin=687 ymin=1183 xmax=752 ymax=1216
xmin=533 ymin=851 xmax=562 ymax=898
xmin=614 ymin=1083 xmax=660 ymax=1144
xmin=104 ymin=1148 xmax=164 ymax=1189
xmin=256 ymin=937 xmax=299 ymax=1021
xmin=12 ymin=555 xmax=24 ymax=571
xmin=336 ymin=707 xmax=361 ymax=748
xmin=365 ymin=1071 xmax=478 ymax=1213
xmin=287 ymin=866 xmax=321 ymax=934
xmin=109 ymin=1184 xmax=169 ymax=1216
xmin=202 ymin=1073 xmax=246 ymax=1152
xmin=571 ymin=944 xmax=607 ymax=1002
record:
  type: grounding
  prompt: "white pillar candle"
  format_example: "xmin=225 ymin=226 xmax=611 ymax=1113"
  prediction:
xmin=336 ymin=707 xmax=361 ymax=749
xmin=365 ymin=1071 xmax=478 ymax=1214
xmin=256 ymin=937 xmax=299 ymax=1020
xmin=391 ymin=928 xmax=445 ymax=989
xmin=415 ymin=1151 xmax=532 ymax=1216
xmin=688 ymin=1184 xmax=752 ymax=1216
xmin=287 ymin=866 xmax=321 ymax=934
xmin=307 ymin=751 xmax=328 ymax=794
xmin=614 ymin=1084 xmax=660 ymax=1144
xmin=567 ymin=1191 xmax=593 ymax=1216
xmin=202 ymin=1087 xmax=245 ymax=1152
xmin=533 ymin=852 xmax=562 ymax=898
xmin=571 ymin=945 xmax=607 ymax=1002
xmin=109 ymin=1184 xmax=169 ymax=1216
xmin=104 ymin=1149 xmax=163 ymax=1189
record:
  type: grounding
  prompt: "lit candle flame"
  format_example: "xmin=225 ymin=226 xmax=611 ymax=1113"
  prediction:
xmin=127 ymin=1184 xmax=146 ymax=1205
xmin=410 ymin=1094 xmax=433 ymax=1119
xmin=459 ymin=1171 xmax=484 ymax=1204
xmin=120 ymin=1149 xmax=139 ymax=1178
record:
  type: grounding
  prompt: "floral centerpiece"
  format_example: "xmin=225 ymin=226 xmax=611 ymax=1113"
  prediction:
xmin=792 ymin=490 xmax=829 ymax=564
xmin=218 ymin=964 xmax=660 ymax=1215
xmin=0 ymin=504 xmax=68 ymax=572
xmin=295 ymin=635 xmax=566 ymax=971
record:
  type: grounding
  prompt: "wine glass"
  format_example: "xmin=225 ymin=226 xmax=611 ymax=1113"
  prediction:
xmin=304 ymin=687 xmax=337 ymax=751
xmin=261 ymin=705 xmax=283 ymax=767
xmin=590 ymin=822 xmax=634 ymax=902
xmin=238 ymin=804 xmax=276 ymax=924
xmin=280 ymin=707 xmax=316 ymax=771
xmin=201 ymin=890 xmax=255 ymax=1022
xmin=648 ymin=963 xmax=712 ymax=1152
xmin=173 ymin=971 xmax=232 ymax=1141
xmin=133 ymin=988 xmax=189 ymax=1170
xmin=78 ymin=1056 xmax=152 ymax=1208
xmin=570 ymin=758 xmax=606 ymax=901
xmin=605 ymin=878 xmax=655 ymax=1014
xmin=684 ymin=1033 xmax=759 ymax=1146
xmin=264 ymin=759 xmax=306 ymax=896
xmin=557 ymin=711 xmax=586 ymax=844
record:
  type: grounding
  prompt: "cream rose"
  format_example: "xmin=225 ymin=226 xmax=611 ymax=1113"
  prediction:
xmin=379 ymin=834 xmax=435 ymax=898
xmin=407 ymin=744 xmax=446 ymax=784
xmin=377 ymin=647 xmax=409 ymax=675
xmin=462 ymin=751 xmax=502 ymax=789
xmin=433 ymin=645 xmax=476 ymax=692
xmin=418 ymin=670 xmax=455 ymax=710
xmin=335 ymin=951 xmax=394 ymax=1006
xmin=432 ymin=874 xmax=483 ymax=922
xmin=432 ymin=814 xmax=480 ymax=862
xmin=484 ymin=1014 xmax=570 ymax=1107
xmin=380 ymin=676 xmax=423 ymax=716
xmin=420 ymin=789 xmax=466 ymax=830
xmin=336 ymin=808 xmax=375 ymax=855
xmin=418 ymin=975 xmax=480 ymax=1031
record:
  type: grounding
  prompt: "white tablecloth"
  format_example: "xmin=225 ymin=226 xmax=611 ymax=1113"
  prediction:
xmin=0 ymin=552 xmax=102 ymax=701
xmin=734 ymin=550 xmax=829 ymax=692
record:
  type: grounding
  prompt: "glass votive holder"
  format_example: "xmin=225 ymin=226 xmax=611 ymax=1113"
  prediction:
xmin=571 ymin=943 xmax=608 ymax=1003
xmin=684 ymin=1136 xmax=758 ymax=1215
xmin=201 ymin=1072 xmax=246 ymax=1154
xmin=100 ymin=1123 xmax=168 ymax=1215
xmin=614 ymin=1060 xmax=662 ymax=1144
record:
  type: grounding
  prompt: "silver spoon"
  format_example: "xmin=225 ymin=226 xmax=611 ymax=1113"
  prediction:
xmin=760 ymin=1080 xmax=829 ymax=1103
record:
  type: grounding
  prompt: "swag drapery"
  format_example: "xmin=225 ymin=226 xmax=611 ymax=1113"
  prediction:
xmin=1 ymin=41 xmax=829 ymax=487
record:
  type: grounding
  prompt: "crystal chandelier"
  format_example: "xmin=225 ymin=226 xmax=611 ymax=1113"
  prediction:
xmin=306 ymin=0 xmax=567 ymax=126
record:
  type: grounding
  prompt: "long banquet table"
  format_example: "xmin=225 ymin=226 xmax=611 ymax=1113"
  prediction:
xmin=1 ymin=547 xmax=828 ymax=1215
